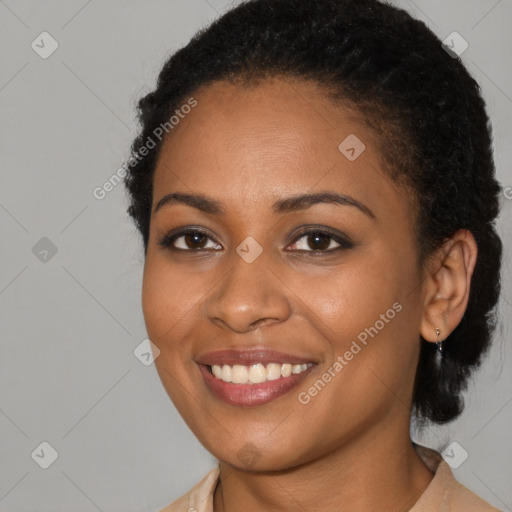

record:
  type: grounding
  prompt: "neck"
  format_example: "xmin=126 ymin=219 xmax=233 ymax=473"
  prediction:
xmin=214 ymin=422 xmax=433 ymax=512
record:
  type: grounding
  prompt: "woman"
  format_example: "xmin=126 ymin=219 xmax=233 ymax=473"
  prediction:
xmin=124 ymin=0 xmax=503 ymax=510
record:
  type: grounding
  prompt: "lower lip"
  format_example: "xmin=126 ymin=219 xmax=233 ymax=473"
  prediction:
xmin=199 ymin=364 xmax=314 ymax=407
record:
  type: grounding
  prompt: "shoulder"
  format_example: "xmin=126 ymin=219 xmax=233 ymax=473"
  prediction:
xmin=158 ymin=466 xmax=220 ymax=512
xmin=412 ymin=445 xmax=501 ymax=511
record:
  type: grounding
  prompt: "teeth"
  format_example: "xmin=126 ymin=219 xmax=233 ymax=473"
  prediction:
xmin=266 ymin=363 xmax=281 ymax=380
xmin=291 ymin=364 xmax=302 ymax=374
xmin=232 ymin=364 xmax=248 ymax=384
xmin=221 ymin=365 xmax=232 ymax=383
xmin=210 ymin=362 xmax=312 ymax=384
xmin=248 ymin=364 xmax=266 ymax=384
xmin=281 ymin=364 xmax=292 ymax=377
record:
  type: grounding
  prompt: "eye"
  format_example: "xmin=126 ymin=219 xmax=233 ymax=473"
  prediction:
xmin=158 ymin=226 xmax=353 ymax=254
xmin=158 ymin=228 xmax=222 ymax=251
xmin=287 ymin=228 xmax=353 ymax=253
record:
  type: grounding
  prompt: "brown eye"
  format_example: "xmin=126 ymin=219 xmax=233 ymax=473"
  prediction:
xmin=183 ymin=232 xmax=208 ymax=249
xmin=158 ymin=229 xmax=222 ymax=251
xmin=305 ymin=232 xmax=332 ymax=251
xmin=288 ymin=228 xmax=354 ymax=253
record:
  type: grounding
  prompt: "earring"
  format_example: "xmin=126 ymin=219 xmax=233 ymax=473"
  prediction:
xmin=435 ymin=327 xmax=443 ymax=356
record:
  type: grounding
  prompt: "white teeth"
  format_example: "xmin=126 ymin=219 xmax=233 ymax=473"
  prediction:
xmin=266 ymin=363 xmax=281 ymax=381
xmin=212 ymin=365 xmax=222 ymax=379
xmin=248 ymin=364 xmax=267 ymax=384
xmin=291 ymin=364 xmax=302 ymax=374
xmin=231 ymin=364 xmax=249 ymax=384
xmin=281 ymin=364 xmax=292 ymax=377
xmin=221 ymin=365 xmax=232 ymax=382
xmin=210 ymin=362 xmax=313 ymax=384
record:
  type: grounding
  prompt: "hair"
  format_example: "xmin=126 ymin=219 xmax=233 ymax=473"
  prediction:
xmin=123 ymin=0 xmax=502 ymax=424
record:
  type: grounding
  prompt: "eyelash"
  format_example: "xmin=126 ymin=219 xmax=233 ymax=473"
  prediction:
xmin=157 ymin=226 xmax=354 ymax=254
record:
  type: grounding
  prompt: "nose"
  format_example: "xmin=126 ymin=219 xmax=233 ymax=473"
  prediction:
xmin=204 ymin=250 xmax=292 ymax=333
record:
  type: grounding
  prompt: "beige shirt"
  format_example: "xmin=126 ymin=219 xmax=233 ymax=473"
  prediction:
xmin=159 ymin=445 xmax=501 ymax=512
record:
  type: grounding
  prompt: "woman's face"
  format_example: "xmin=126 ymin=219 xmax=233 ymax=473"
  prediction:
xmin=142 ymin=77 xmax=427 ymax=470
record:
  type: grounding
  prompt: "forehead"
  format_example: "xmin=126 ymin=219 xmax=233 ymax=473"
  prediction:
xmin=152 ymin=77 xmax=402 ymax=216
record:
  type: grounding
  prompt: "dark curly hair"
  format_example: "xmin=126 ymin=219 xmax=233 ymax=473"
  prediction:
xmin=123 ymin=0 xmax=502 ymax=424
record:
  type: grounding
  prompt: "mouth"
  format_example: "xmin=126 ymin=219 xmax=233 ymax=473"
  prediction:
xmin=208 ymin=361 xmax=314 ymax=383
xmin=197 ymin=349 xmax=317 ymax=406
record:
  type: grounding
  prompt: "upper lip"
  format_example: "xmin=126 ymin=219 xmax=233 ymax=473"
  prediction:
xmin=197 ymin=349 xmax=316 ymax=367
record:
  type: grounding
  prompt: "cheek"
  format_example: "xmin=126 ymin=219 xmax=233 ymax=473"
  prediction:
xmin=141 ymin=255 xmax=202 ymax=342
xmin=295 ymin=249 xmax=420 ymax=397
xmin=141 ymin=258 xmax=204 ymax=409
xmin=298 ymin=252 xmax=406 ymax=341
xmin=141 ymin=265 xmax=169 ymax=341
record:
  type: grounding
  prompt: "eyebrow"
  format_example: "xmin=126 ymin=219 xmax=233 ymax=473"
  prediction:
xmin=153 ymin=191 xmax=375 ymax=219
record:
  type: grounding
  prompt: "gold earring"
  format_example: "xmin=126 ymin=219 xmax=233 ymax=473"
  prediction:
xmin=435 ymin=327 xmax=443 ymax=356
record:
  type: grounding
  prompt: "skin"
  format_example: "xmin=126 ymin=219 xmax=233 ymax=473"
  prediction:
xmin=142 ymin=76 xmax=478 ymax=512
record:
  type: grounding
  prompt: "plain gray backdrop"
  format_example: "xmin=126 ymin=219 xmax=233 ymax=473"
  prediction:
xmin=1 ymin=1 xmax=511 ymax=511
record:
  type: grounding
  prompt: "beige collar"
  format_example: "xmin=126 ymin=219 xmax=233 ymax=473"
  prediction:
xmin=159 ymin=444 xmax=499 ymax=511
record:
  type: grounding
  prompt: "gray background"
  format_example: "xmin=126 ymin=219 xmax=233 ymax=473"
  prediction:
xmin=1 ymin=1 xmax=511 ymax=511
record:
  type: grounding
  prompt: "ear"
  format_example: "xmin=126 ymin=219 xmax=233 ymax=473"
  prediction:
xmin=420 ymin=229 xmax=478 ymax=343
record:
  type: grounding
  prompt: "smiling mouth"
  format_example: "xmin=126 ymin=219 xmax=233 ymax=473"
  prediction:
xmin=207 ymin=362 xmax=314 ymax=384
xmin=198 ymin=361 xmax=315 ymax=406
xmin=196 ymin=349 xmax=317 ymax=406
